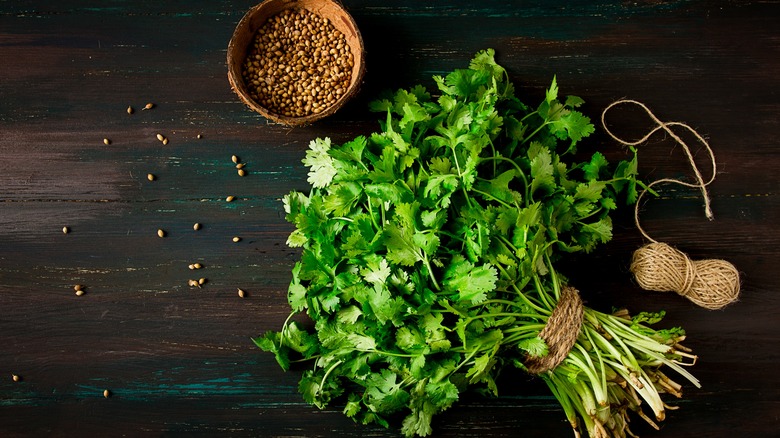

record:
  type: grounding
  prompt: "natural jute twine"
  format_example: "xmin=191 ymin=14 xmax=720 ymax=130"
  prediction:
xmin=602 ymin=100 xmax=741 ymax=310
xmin=525 ymin=287 xmax=584 ymax=374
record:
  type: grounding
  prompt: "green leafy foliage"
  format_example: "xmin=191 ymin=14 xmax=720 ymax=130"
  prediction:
xmin=257 ymin=49 xmax=697 ymax=438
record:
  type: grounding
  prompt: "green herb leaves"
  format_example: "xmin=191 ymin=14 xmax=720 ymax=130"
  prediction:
xmin=256 ymin=49 xmax=696 ymax=438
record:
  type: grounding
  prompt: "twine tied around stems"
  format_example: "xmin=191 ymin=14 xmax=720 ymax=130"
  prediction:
xmin=525 ymin=287 xmax=584 ymax=374
xmin=601 ymin=100 xmax=740 ymax=310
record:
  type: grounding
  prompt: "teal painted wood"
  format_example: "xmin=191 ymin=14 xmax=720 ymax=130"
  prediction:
xmin=1 ymin=1 xmax=779 ymax=437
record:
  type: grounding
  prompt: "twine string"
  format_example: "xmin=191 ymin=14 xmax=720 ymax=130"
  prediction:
xmin=525 ymin=287 xmax=584 ymax=374
xmin=601 ymin=99 xmax=740 ymax=310
xmin=601 ymin=99 xmax=718 ymax=242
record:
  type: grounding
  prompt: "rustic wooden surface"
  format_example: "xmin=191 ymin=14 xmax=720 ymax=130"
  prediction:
xmin=1 ymin=1 xmax=778 ymax=437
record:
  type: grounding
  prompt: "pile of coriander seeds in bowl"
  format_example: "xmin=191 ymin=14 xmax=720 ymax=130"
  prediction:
xmin=227 ymin=0 xmax=365 ymax=126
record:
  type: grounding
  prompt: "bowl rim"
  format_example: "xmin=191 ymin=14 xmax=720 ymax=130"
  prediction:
xmin=227 ymin=0 xmax=366 ymax=126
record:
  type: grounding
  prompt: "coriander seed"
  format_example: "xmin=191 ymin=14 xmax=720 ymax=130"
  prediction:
xmin=198 ymin=278 xmax=207 ymax=285
xmin=238 ymin=169 xmax=246 ymax=177
xmin=63 ymin=226 xmax=70 ymax=234
xmin=12 ymin=374 xmax=20 ymax=382
xmin=188 ymin=279 xmax=199 ymax=287
xmin=156 ymin=134 xmax=165 ymax=142
xmin=231 ymin=155 xmax=239 ymax=164
xmin=193 ymin=223 xmax=201 ymax=231
xmin=143 ymin=103 xmax=154 ymax=110
xmin=74 ymin=284 xmax=84 ymax=292
xmin=103 ymin=389 xmax=111 ymax=398
xmin=75 ymin=290 xmax=85 ymax=296
xmin=226 ymin=195 xmax=235 ymax=202
xmin=103 ymin=138 xmax=111 ymax=145
xmin=232 ymin=236 xmax=241 ymax=243
xmin=147 ymin=173 xmax=155 ymax=181
xmin=157 ymin=229 xmax=166 ymax=238
xmin=241 ymin=8 xmax=354 ymax=118
xmin=235 ymin=163 xmax=245 ymax=169
xmin=238 ymin=288 xmax=246 ymax=298
xmin=127 ymin=106 xmax=134 ymax=114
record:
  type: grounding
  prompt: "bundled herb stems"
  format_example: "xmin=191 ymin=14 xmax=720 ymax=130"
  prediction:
xmin=256 ymin=49 xmax=699 ymax=437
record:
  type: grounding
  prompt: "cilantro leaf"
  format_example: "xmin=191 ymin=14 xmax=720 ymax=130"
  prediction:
xmin=365 ymin=370 xmax=411 ymax=414
xmin=583 ymin=151 xmax=609 ymax=181
xmin=302 ymin=138 xmax=337 ymax=188
xmin=551 ymin=110 xmax=595 ymax=151
xmin=252 ymin=331 xmax=291 ymax=371
xmin=517 ymin=336 xmax=549 ymax=358
xmin=442 ymin=255 xmax=498 ymax=304
xmin=529 ymin=144 xmax=555 ymax=196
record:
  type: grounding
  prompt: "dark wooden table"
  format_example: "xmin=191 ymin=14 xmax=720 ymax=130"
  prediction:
xmin=2 ymin=1 xmax=778 ymax=437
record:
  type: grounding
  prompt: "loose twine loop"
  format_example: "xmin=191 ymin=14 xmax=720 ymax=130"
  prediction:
xmin=525 ymin=287 xmax=583 ymax=374
xmin=601 ymin=100 xmax=741 ymax=310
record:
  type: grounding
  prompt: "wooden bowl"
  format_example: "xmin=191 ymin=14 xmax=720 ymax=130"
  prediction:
xmin=227 ymin=0 xmax=365 ymax=126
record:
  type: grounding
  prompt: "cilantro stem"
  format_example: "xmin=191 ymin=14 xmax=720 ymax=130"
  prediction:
xmin=493 ymin=262 xmax=549 ymax=315
xmin=421 ymin=254 xmax=441 ymax=291
xmin=478 ymin=155 xmax=530 ymax=202
xmin=364 ymin=197 xmax=381 ymax=231
xmin=468 ymin=298 xmax=535 ymax=310
xmin=519 ymin=110 xmax=539 ymax=123
xmin=543 ymin=252 xmax=563 ymax=301
xmin=471 ymin=188 xmax=516 ymax=209
xmin=466 ymin=312 xmax=545 ymax=323
xmin=318 ymin=359 xmax=344 ymax=397
xmin=362 ymin=348 xmax=414 ymax=358
xmin=521 ymin=121 xmax=552 ymax=146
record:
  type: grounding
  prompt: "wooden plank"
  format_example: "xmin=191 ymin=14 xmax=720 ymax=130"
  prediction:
xmin=1 ymin=1 xmax=778 ymax=437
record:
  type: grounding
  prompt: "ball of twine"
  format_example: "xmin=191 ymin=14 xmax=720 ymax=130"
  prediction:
xmin=630 ymin=242 xmax=740 ymax=310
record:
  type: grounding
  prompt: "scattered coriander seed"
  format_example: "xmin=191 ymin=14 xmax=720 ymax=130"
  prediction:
xmin=63 ymin=226 xmax=70 ymax=234
xmin=162 ymin=137 xmax=169 ymax=145
xmin=103 ymin=389 xmax=111 ymax=398
xmin=75 ymin=290 xmax=85 ymax=296
xmin=127 ymin=106 xmax=134 ymax=115
xmin=188 ymin=279 xmax=199 ymax=287
xmin=188 ymin=264 xmax=195 ymax=270
xmin=197 ymin=134 xmax=202 ymax=139
xmin=198 ymin=278 xmax=207 ymax=285
xmin=103 ymin=138 xmax=111 ymax=145
xmin=156 ymin=134 xmax=165 ymax=142
xmin=235 ymin=163 xmax=245 ymax=169
xmin=231 ymin=155 xmax=239 ymax=164
xmin=226 ymin=195 xmax=235 ymax=202
xmin=238 ymin=169 xmax=246 ymax=177
xmin=143 ymin=103 xmax=154 ymax=110
xmin=238 ymin=288 xmax=246 ymax=298
xmin=12 ymin=374 xmax=21 ymax=382
xmin=147 ymin=173 xmax=156 ymax=181
xmin=193 ymin=223 xmax=201 ymax=231
xmin=232 ymin=236 xmax=241 ymax=243
xmin=193 ymin=263 xmax=202 ymax=269
xmin=74 ymin=284 xmax=84 ymax=292
xmin=157 ymin=229 xmax=166 ymax=238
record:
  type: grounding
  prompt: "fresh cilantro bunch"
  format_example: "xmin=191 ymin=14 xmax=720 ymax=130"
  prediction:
xmin=256 ymin=49 xmax=699 ymax=438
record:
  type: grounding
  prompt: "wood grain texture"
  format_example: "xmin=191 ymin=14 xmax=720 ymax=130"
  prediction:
xmin=1 ymin=1 xmax=778 ymax=437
